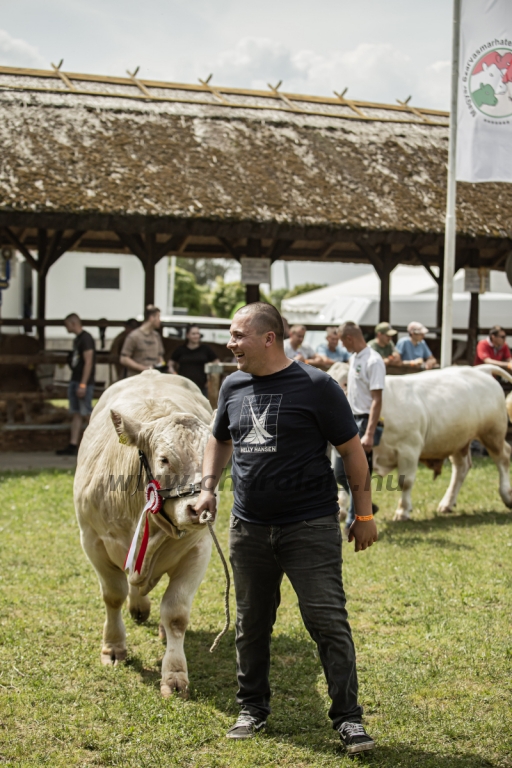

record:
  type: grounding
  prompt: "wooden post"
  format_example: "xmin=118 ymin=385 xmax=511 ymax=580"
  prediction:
xmin=245 ymin=238 xmax=261 ymax=304
xmin=144 ymin=232 xmax=156 ymax=307
xmin=467 ymin=291 xmax=479 ymax=364
xmin=36 ymin=229 xmax=48 ymax=345
xmin=379 ymin=245 xmax=391 ymax=323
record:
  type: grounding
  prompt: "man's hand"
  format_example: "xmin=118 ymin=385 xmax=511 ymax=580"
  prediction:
xmin=348 ymin=518 xmax=378 ymax=552
xmin=191 ymin=490 xmax=217 ymax=524
xmin=77 ymin=384 xmax=86 ymax=399
xmin=360 ymin=432 xmax=374 ymax=452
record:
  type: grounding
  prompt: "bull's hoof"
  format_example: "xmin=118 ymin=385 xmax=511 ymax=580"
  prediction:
xmin=129 ymin=596 xmax=151 ymax=624
xmin=437 ymin=504 xmax=454 ymax=514
xmin=393 ymin=511 xmax=411 ymax=522
xmin=101 ymin=646 xmax=127 ymax=666
xmin=158 ymin=623 xmax=166 ymax=643
xmin=161 ymin=672 xmax=190 ymax=699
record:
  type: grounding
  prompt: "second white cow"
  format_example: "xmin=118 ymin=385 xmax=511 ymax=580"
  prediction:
xmin=373 ymin=365 xmax=512 ymax=520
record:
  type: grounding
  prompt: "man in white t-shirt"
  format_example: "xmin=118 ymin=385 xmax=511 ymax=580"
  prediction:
xmin=336 ymin=322 xmax=386 ymax=529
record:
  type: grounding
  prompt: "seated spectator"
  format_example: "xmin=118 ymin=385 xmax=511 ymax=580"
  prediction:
xmin=283 ymin=324 xmax=323 ymax=365
xmin=395 ymin=321 xmax=438 ymax=369
xmin=474 ymin=325 xmax=511 ymax=369
xmin=316 ymin=326 xmax=350 ymax=365
xmin=368 ymin=322 xmax=400 ymax=365
xmin=169 ymin=324 xmax=219 ymax=397
xmin=120 ymin=305 xmax=167 ymax=375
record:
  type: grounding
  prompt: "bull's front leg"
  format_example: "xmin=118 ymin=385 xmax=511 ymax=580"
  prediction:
xmin=160 ymin=536 xmax=212 ymax=698
xmin=393 ymin=448 xmax=420 ymax=521
xmin=80 ymin=527 xmax=129 ymax=665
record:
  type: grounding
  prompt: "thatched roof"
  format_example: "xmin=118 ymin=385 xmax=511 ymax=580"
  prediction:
xmin=0 ymin=65 xmax=510 ymax=266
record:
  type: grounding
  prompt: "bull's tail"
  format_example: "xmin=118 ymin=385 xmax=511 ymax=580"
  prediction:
xmin=476 ymin=364 xmax=512 ymax=385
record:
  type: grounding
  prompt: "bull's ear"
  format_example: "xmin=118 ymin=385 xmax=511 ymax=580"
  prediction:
xmin=110 ymin=409 xmax=142 ymax=446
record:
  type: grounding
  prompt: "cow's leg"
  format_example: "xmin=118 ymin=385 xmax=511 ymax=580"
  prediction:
xmin=393 ymin=449 xmax=419 ymax=521
xmin=80 ymin=527 xmax=129 ymax=666
xmin=479 ymin=429 xmax=512 ymax=509
xmin=127 ymin=583 xmax=151 ymax=624
xmin=438 ymin=445 xmax=471 ymax=513
xmin=159 ymin=536 xmax=212 ymax=698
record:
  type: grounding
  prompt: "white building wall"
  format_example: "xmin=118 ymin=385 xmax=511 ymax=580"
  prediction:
xmin=44 ymin=251 xmax=147 ymax=340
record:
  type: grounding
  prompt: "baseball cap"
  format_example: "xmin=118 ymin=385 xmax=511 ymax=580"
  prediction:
xmin=375 ymin=322 xmax=397 ymax=335
xmin=407 ymin=321 xmax=429 ymax=334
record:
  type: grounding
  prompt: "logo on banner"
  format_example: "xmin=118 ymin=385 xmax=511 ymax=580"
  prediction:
xmin=462 ymin=41 xmax=512 ymax=120
xmin=239 ymin=394 xmax=282 ymax=453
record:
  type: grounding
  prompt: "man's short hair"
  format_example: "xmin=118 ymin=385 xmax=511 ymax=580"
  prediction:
xmin=338 ymin=321 xmax=362 ymax=337
xmin=290 ymin=324 xmax=306 ymax=334
xmin=490 ymin=325 xmax=506 ymax=336
xmin=234 ymin=302 xmax=284 ymax=342
xmin=144 ymin=304 xmax=160 ymax=321
xmin=64 ymin=313 xmax=81 ymax=324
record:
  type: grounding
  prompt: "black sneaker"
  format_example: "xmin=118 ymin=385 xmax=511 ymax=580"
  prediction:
xmin=338 ymin=722 xmax=375 ymax=754
xmin=56 ymin=444 xmax=78 ymax=456
xmin=226 ymin=713 xmax=267 ymax=740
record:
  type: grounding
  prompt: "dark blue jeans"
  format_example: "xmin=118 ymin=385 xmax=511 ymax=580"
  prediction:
xmin=229 ymin=513 xmax=363 ymax=728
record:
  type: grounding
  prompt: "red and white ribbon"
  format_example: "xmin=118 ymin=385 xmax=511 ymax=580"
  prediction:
xmin=124 ymin=479 xmax=163 ymax=574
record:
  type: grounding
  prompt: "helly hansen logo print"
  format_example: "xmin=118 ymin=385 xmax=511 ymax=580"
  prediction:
xmin=239 ymin=394 xmax=282 ymax=453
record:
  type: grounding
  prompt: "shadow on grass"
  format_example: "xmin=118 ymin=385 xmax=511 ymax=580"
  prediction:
xmin=125 ymin=626 xmax=498 ymax=766
xmin=362 ymin=745 xmax=495 ymax=767
xmin=379 ymin=509 xmax=512 ymax=546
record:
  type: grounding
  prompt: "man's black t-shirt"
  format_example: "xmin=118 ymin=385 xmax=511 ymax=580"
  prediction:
xmin=171 ymin=344 xmax=217 ymax=389
xmin=70 ymin=330 xmax=96 ymax=385
xmin=212 ymin=361 xmax=358 ymax=524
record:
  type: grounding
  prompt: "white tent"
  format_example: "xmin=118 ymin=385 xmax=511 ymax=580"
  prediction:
xmin=280 ymin=265 xmax=512 ymax=349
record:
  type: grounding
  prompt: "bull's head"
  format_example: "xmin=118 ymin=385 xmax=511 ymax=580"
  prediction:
xmin=110 ymin=408 xmax=211 ymax=530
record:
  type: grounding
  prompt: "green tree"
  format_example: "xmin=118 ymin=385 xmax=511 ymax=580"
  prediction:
xmin=211 ymin=278 xmax=246 ymax=318
xmin=172 ymin=267 xmax=204 ymax=315
xmin=177 ymin=257 xmax=232 ymax=286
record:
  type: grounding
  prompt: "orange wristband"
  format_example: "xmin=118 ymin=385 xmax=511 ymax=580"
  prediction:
xmin=355 ymin=514 xmax=374 ymax=522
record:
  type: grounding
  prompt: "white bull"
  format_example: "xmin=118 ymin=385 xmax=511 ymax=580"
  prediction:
xmin=74 ymin=370 xmax=213 ymax=696
xmin=373 ymin=365 xmax=512 ymax=520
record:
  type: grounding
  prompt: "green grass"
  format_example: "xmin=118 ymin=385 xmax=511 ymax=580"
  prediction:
xmin=1 ymin=460 xmax=511 ymax=767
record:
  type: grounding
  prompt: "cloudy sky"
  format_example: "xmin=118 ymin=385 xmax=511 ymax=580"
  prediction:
xmin=1 ymin=0 xmax=453 ymax=109
xmin=0 ymin=0 xmax=454 ymax=289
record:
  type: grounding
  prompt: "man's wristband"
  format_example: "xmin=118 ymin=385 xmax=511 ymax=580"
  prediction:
xmin=355 ymin=514 xmax=374 ymax=522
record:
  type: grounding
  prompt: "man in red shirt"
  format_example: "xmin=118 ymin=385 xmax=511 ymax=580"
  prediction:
xmin=474 ymin=325 xmax=511 ymax=369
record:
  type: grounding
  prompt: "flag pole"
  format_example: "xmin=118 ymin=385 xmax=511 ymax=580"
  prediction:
xmin=440 ymin=0 xmax=462 ymax=368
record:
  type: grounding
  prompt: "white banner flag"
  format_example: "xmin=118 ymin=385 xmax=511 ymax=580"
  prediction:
xmin=457 ymin=0 xmax=512 ymax=182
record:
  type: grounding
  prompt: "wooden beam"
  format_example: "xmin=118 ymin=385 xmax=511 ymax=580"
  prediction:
xmin=1 ymin=227 xmax=40 ymax=272
xmin=409 ymin=247 xmax=440 ymax=284
xmin=266 ymin=239 xmax=294 ymax=263
xmin=217 ymin=237 xmax=240 ymax=262
xmin=355 ymin=239 xmax=383 ymax=274
xmin=115 ymin=231 xmax=147 ymax=262
xmin=155 ymin=234 xmax=187 ymax=261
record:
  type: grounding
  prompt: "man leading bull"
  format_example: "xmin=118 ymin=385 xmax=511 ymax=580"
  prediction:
xmin=193 ymin=302 xmax=377 ymax=755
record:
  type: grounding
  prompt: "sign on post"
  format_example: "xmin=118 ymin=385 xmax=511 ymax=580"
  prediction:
xmin=464 ymin=267 xmax=490 ymax=293
xmin=241 ymin=257 xmax=271 ymax=285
